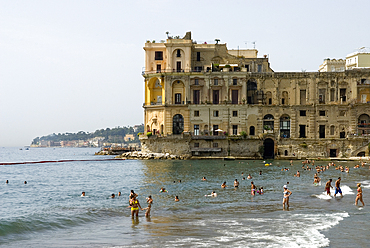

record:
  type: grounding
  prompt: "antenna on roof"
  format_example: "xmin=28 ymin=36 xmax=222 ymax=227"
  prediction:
xmin=252 ymin=41 xmax=256 ymax=49
xmin=166 ymin=31 xmax=170 ymax=38
xmin=215 ymin=39 xmax=220 ymax=44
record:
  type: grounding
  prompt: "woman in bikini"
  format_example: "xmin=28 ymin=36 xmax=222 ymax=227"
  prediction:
xmin=283 ymin=185 xmax=292 ymax=209
xmin=129 ymin=194 xmax=142 ymax=217
xmin=355 ymin=183 xmax=365 ymax=206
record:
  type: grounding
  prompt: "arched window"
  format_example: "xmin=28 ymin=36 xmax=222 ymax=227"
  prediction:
xmin=265 ymin=91 xmax=272 ymax=105
xmin=173 ymin=114 xmax=184 ymax=135
xmin=282 ymin=91 xmax=288 ymax=105
xmin=250 ymin=126 xmax=255 ymax=136
xmin=280 ymin=115 xmax=290 ymax=138
xmin=263 ymin=114 xmax=274 ymax=132
xmin=330 ymin=125 xmax=335 ymax=135
xmin=358 ymin=114 xmax=370 ymax=135
xmin=247 ymin=80 xmax=257 ymax=104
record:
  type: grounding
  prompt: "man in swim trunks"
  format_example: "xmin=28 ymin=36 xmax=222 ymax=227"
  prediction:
xmin=234 ymin=179 xmax=239 ymax=188
xmin=325 ymin=179 xmax=333 ymax=196
xmin=129 ymin=194 xmax=142 ymax=217
xmin=334 ymin=177 xmax=342 ymax=197
xmin=251 ymin=181 xmax=257 ymax=195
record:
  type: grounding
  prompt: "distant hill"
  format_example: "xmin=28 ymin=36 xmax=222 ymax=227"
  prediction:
xmin=31 ymin=124 xmax=144 ymax=147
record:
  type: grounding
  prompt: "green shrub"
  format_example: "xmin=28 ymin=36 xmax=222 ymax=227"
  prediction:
xmin=240 ymin=131 xmax=247 ymax=138
xmin=146 ymin=132 xmax=152 ymax=137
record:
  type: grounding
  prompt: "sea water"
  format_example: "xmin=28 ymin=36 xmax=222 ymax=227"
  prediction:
xmin=0 ymin=147 xmax=369 ymax=247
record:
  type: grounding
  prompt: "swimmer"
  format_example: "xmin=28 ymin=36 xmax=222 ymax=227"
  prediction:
xmin=234 ymin=179 xmax=239 ymax=188
xmin=111 ymin=193 xmax=115 ymax=198
xmin=211 ymin=191 xmax=217 ymax=197
xmin=258 ymin=187 xmax=264 ymax=195
xmin=179 ymin=180 xmax=182 ymax=183
xmin=259 ymin=171 xmax=262 ymax=175
xmin=118 ymin=192 xmax=121 ymax=196
xmin=142 ymin=195 xmax=153 ymax=217
xmin=247 ymin=174 xmax=252 ymax=179
xmin=202 ymin=177 xmax=207 ymax=181
xmin=175 ymin=196 xmax=179 ymax=202
xmin=129 ymin=194 xmax=142 ymax=217
xmin=283 ymin=185 xmax=292 ymax=209
xmin=242 ymin=177 xmax=245 ymax=180
xmin=325 ymin=179 xmax=333 ymax=196
xmin=251 ymin=181 xmax=257 ymax=195
xmin=6 ymin=180 xmax=9 ymax=184
xmin=129 ymin=190 xmax=138 ymax=198
xmin=24 ymin=181 xmax=27 ymax=184
xmin=334 ymin=177 xmax=342 ymax=197
xmin=221 ymin=182 xmax=227 ymax=188
xmin=81 ymin=191 xmax=86 ymax=197
xmin=160 ymin=187 xmax=168 ymax=192
xmin=355 ymin=183 xmax=365 ymax=206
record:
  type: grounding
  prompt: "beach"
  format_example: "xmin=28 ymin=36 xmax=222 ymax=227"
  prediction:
xmin=1 ymin=147 xmax=369 ymax=247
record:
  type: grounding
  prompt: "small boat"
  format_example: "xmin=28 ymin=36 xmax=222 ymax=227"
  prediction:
xmin=224 ymin=156 xmax=235 ymax=161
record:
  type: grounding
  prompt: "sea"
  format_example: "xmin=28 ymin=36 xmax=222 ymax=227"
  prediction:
xmin=1 ymin=147 xmax=369 ymax=248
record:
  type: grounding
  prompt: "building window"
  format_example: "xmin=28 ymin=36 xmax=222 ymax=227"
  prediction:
xmin=176 ymin=61 xmax=182 ymax=72
xmin=282 ymin=98 xmax=285 ymax=105
xmin=175 ymin=93 xmax=182 ymax=104
xmin=299 ymin=125 xmax=306 ymax=138
xmin=194 ymin=79 xmax=199 ymax=85
xmin=233 ymin=78 xmax=237 ymax=85
xmin=213 ymin=125 xmax=219 ymax=135
xmin=284 ymin=150 xmax=288 ymax=156
xmin=245 ymin=64 xmax=249 ymax=72
xmin=155 ymin=51 xmax=163 ymax=60
xmin=319 ymin=125 xmax=325 ymax=138
xmin=196 ymin=52 xmax=200 ymax=61
xmin=268 ymin=98 xmax=272 ymax=105
xmin=233 ymin=125 xmax=238 ymax=135
xmin=176 ymin=49 xmax=181 ymax=57
xmin=194 ymin=110 xmax=199 ymax=117
xmin=339 ymin=111 xmax=346 ymax=116
xmin=193 ymin=90 xmax=200 ymax=104
xmin=340 ymin=131 xmax=345 ymax=138
xmin=300 ymin=110 xmax=306 ymax=116
xmin=258 ymin=64 xmax=262 ymax=72
xmin=194 ymin=66 xmax=202 ymax=72
xmin=330 ymin=125 xmax=335 ymax=135
xmin=250 ymin=126 xmax=255 ymax=136
xmin=194 ymin=125 xmax=200 ymax=135
xmin=213 ymin=90 xmax=219 ymax=104
xmin=319 ymin=89 xmax=326 ymax=104
xmin=213 ymin=110 xmax=219 ymax=117
xmin=340 ymin=88 xmax=346 ymax=102
xmin=156 ymin=64 xmax=161 ymax=72
xmin=232 ymin=111 xmax=238 ymax=117
xmin=194 ymin=142 xmax=199 ymax=147
xmin=232 ymin=90 xmax=238 ymax=104
xmin=213 ymin=142 xmax=218 ymax=148
xmin=280 ymin=115 xmax=290 ymax=138
xmin=330 ymin=89 xmax=335 ymax=102
xmin=214 ymin=78 xmax=219 ymax=85
xmin=300 ymin=90 xmax=306 ymax=105
xmin=319 ymin=111 xmax=325 ymax=116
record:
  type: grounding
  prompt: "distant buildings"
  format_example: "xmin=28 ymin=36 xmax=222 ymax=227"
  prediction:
xmin=140 ymin=32 xmax=370 ymax=159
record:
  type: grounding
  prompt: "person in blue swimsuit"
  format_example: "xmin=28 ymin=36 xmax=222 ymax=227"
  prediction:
xmin=283 ymin=185 xmax=292 ymax=209
xmin=334 ymin=177 xmax=342 ymax=197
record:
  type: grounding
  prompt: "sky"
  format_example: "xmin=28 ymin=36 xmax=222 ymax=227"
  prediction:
xmin=1 ymin=0 xmax=370 ymax=147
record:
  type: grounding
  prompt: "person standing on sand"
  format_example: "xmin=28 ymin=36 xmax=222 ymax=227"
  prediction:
xmin=355 ymin=183 xmax=365 ymax=206
xmin=334 ymin=177 xmax=342 ymax=197
xmin=283 ymin=185 xmax=292 ymax=209
xmin=325 ymin=179 xmax=333 ymax=196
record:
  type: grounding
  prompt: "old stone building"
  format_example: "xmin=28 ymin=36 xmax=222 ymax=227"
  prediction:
xmin=141 ymin=32 xmax=370 ymax=159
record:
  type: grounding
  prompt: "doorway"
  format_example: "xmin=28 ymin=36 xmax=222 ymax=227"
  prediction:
xmin=330 ymin=149 xmax=337 ymax=157
xmin=263 ymin=138 xmax=274 ymax=159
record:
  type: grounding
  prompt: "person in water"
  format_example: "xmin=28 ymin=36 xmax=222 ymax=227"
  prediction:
xmin=202 ymin=177 xmax=207 ymax=181
xmin=160 ymin=187 xmax=168 ymax=192
xmin=118 ymin=191 xmax=121 ymax=196
xmin=283 ymin=185 xmax=292 ymax=209
xmin=6 ymin=180 xmax=9 ymax=184
xmin=355 ymin=183 xmax=365 ymax=206
xmin=221 ymin=182 xmax=227 ymax=188
xmin=129 ymin=194 xmax=142 ymax=217
xmin=325 ymin=179 xmax=333 ymax=196
xmin=81 ymin=191 xmax=86 ymax=197
xmin=110 ymin=193 xmax=115 ymax=198
xmin=334 ymin=177 xmax=342 ymax=197
xmin=247 ymin=174 xmax=252 ymax=179
xmin=211 ymin=191 xmax=217 ymax=197
xmin=142 ymin=195 xmax=153 ymax=217
xmin=234 ymin=179 xmax=239 ymax=188
xmin=251 ymin=181 xmax=257 ymax=195
xmin=175 ymin=196 xmax=179 ymax=202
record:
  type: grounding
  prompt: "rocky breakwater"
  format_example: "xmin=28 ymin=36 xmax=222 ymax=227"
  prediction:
xmin=115 ymin=151 xmax=190 ymax=160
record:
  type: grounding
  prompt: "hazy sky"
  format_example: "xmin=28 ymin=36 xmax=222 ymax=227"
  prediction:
xmin=1 ymin=0 xmax=370 ymax=147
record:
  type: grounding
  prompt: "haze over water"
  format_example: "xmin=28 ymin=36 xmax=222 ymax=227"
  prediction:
xmin=1 ymin=147 xmax=369 ymax=247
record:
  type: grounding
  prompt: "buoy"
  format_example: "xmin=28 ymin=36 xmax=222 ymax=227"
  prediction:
xmin=265 ymin=163 xmax=269 ymax=166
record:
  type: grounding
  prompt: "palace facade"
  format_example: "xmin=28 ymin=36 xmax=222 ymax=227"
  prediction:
xmin=141 ymin=32 xmax=370 ymax=159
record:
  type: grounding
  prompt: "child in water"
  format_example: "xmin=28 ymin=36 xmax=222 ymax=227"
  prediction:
xmin=160 ymin=187 xmax=168 ymax=192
